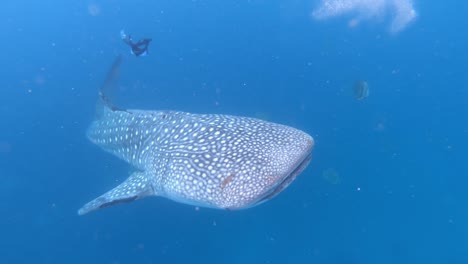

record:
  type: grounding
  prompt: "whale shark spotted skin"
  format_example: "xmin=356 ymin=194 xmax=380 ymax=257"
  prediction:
xmin=78 ymin=57 xmax=314 ymax=215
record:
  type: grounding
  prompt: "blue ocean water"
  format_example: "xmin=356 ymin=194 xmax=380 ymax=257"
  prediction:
xmin=0 ymin=0 xmax=467 ymax=263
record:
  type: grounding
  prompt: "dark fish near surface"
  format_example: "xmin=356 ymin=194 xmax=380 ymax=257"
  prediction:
xmin=353 ymin=80 xmax=369 ymax=100
xmin=78 ymin=56 xmax=314 ymax=215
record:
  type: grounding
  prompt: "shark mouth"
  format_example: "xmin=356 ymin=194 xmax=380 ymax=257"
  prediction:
xmin=257 ymin=151 xmax=313 ymax=205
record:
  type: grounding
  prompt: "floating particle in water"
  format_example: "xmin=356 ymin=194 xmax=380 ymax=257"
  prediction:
xmin=322 ymin=168 xmax=342 ymax=184
xmin=88 ymin=3 xmax=101 ymax=16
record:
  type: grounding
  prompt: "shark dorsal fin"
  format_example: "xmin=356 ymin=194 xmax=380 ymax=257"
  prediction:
xmin=96 ymin=55 xmax=127 ymax=117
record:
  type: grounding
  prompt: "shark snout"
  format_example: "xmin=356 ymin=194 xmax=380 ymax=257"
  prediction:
xmin=221 ymin=131 xmax=314 ymax=210
xmin=259 ymin=132 xmax=314 ymax=202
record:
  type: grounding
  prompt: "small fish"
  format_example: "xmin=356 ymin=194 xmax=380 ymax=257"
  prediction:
xmin=353 ymin=80 xmax=369 ymax=100
xmin=78 ymin=56 xmax=314 ymax=215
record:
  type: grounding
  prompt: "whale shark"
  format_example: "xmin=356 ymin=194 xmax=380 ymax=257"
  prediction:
xmin=78 ymin=56 xmax=314 ymax=215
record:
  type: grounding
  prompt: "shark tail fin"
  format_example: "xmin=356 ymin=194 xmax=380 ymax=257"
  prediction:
xmin=96 ymin=55 xmax=126 ymax=117
xmin=78 ymin=171 xmax=155 ymax=215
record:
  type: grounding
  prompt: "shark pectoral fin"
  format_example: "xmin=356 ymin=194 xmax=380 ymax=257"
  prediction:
xmin=78 ymin=171 xmax=154 ymax=216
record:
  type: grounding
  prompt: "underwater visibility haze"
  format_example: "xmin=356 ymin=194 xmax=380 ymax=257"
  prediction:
xmin=0 ymin=0 xmax=467 ymax=263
